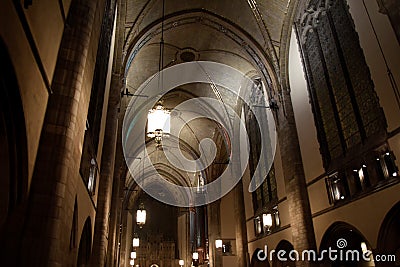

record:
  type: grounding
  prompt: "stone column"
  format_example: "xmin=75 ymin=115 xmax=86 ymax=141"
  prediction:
xmin=20 ymin=0 xmax=100 ymax=266
xmin=234 ymin=180 xmax=250 ymax=267
xmin=106 ymin=0 xmax=126 ymax=265
xmin=207 ymin=200 xmax=222 ymax=267
xmin=112 ymin=162 xmax=127 ymax=267
xmin=89 ymin=73 xmax=121 ymax=266
xmin=106 ymin=123 xmax=125 ymax=267
xmin=278 ymin=87 xmax=317 ymax=267
xmin=105 ymin=162 xmax=121 ymax=267
xmin=119 ymin=210 xmax=133 ymax=267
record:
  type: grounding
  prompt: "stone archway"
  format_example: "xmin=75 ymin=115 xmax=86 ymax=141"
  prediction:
xmin=273 ymin=240 xmax=295 ymax=267
xmin=250 ymin=248 xmax=270 ymax=267
xmin=377 ymin=201 xmax=400 ymax=267
xmin=320 ymin=222 xmax=372 ymax=267
xmin=0 ymin=37 xmax=29 ymax=266
xmin=77 ymin=218 xmax=92 ymax=267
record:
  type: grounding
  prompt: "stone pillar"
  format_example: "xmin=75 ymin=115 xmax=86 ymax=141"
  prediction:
xmin=106 ymin=0 xmax=126 ymax=265
xmin=105 ymin=162 xmax=121 ymax=267
xmin=113 ymin=170 xmax=127 ymax=267
xmin=119 ymin=210 xmax=133 ymax=267
xmin=234 ymin=180 xmax=250 ymax=267
xmin=106 ymin=124 xmax=125 ymax=267
xmin=89 ymin=73 xmax=121 ymax=266
xmin=276 ymin=1 xmax=317 ymax=265
xmin=20 ymin=0 xmax=100 ymax=266
xmin=208 ymin=200 xmax=222 ymax=267
xmin=278 ymin=87 xmax=317 ymax=267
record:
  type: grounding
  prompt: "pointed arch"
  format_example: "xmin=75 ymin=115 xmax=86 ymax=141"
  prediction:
xmin=70 ymin=197 xmax=78 ymax=250
xmin=77 ymin=217 xmax=92 ymax=267
xmin=273 ymin=240 xmax=295 ymax=267
xmin=320 ymin=222 xmax=372 ymax=267
xmin=0 ymin=37 xmax=29 ymax=266
xmin=251 ymin=248 xmax=270 ymax=267
xmin=0 ymin=37 xmax=29 ymax=229
xmin=377 ymin=201 xmax=400 ymax=266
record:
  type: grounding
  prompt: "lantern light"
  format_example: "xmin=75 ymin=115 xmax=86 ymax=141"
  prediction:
xmin=179 ymin=259 xmax=184 ymax=266
xmin=215 ymin=239 xmax=223 ymax=249
xmin=132 ymin=236 xmax=140 ymax=247
xmin=263 ymin=213 xmax=273 ymax=231
xmin=136 ymin=202 xmax=146 ymax=227
xmin=192 ymin=252 xmax=199 ymax=260
xmin=147 ymin=103 xmax=170 ymax=143
xmin=130 ymin=251 xmax=137 ymax=259
xmin=147 ymin=0 xmax=170 ymax=145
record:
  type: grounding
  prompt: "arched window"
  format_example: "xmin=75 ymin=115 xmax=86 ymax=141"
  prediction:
xmin=0 ymin=34 xmax=29 ymax=267
xmin=377 ymin=201 xmax=400 ymax=266
xmin=0 ymin=38 xmax=28 ymax=230
xmin=77 ymin=217 xmax=92 ymax=267
xmin=245 ymin=78 xmax=279 ymax=236
xmin=320 ymin=222 xmax=373 ymax=267
xmin=70 ymin=199 xmax=78 ymax=250
xmin=79 ymin=0 xmax=115 ymax=195
xmin=295 ymin=0 xmax=397 ymax=203
xmin=273 ymin=240 xmax=296 ymax=267
xmin=250 ymin=248 xmax=270 ymax=267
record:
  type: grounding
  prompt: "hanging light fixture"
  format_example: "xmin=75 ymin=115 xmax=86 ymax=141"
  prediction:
xmin=132 ymin=233 xmax=140 ymax=247
xmin=147 ymin=102 xmax=170 ymax=143
xmin=136 ymin=202 xmax=146 ymax=228
xmin=129 ymin=259 xmax=135 ymax=266
xmin=136 ymin=152 xmax=146 ymax=227
xmin=192 ymin=252 xmax=199 ymax=260
xmin=179 ymin=259 xmax=184 ymax=266
xmin=130 ymin=251 xmax=137 ymax=259
xmin=196 ymin=173 xmax=205 ymax=193
xmin=146 ymin=0 xmax=170 ymax=144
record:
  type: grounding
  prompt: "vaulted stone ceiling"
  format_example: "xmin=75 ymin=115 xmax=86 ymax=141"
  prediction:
xmin=122 ymin=0 xmax=290 ymax=204
xmin=123 ymin=0 xmax=289 ymax=56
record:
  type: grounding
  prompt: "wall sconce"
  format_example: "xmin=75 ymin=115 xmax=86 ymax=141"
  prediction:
xmin=326 ymin=173 xmax=348 ymax=204
xmin=353 ymin=164 xmax=371 ymax=189
xmin=384 ymin=152 xmax=398 ymax=177
xmin=215 ymin=239 xmax=223 ymax=249
xmin=273 ymin=206 xmax=280 ymax=227
xmin=262 ymin=213 xmax=273 ymax=233
xmin=179 ymin=259 xmax=184 ymax=266
xmin=254 ymin=216 xmax=262 ymax=235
